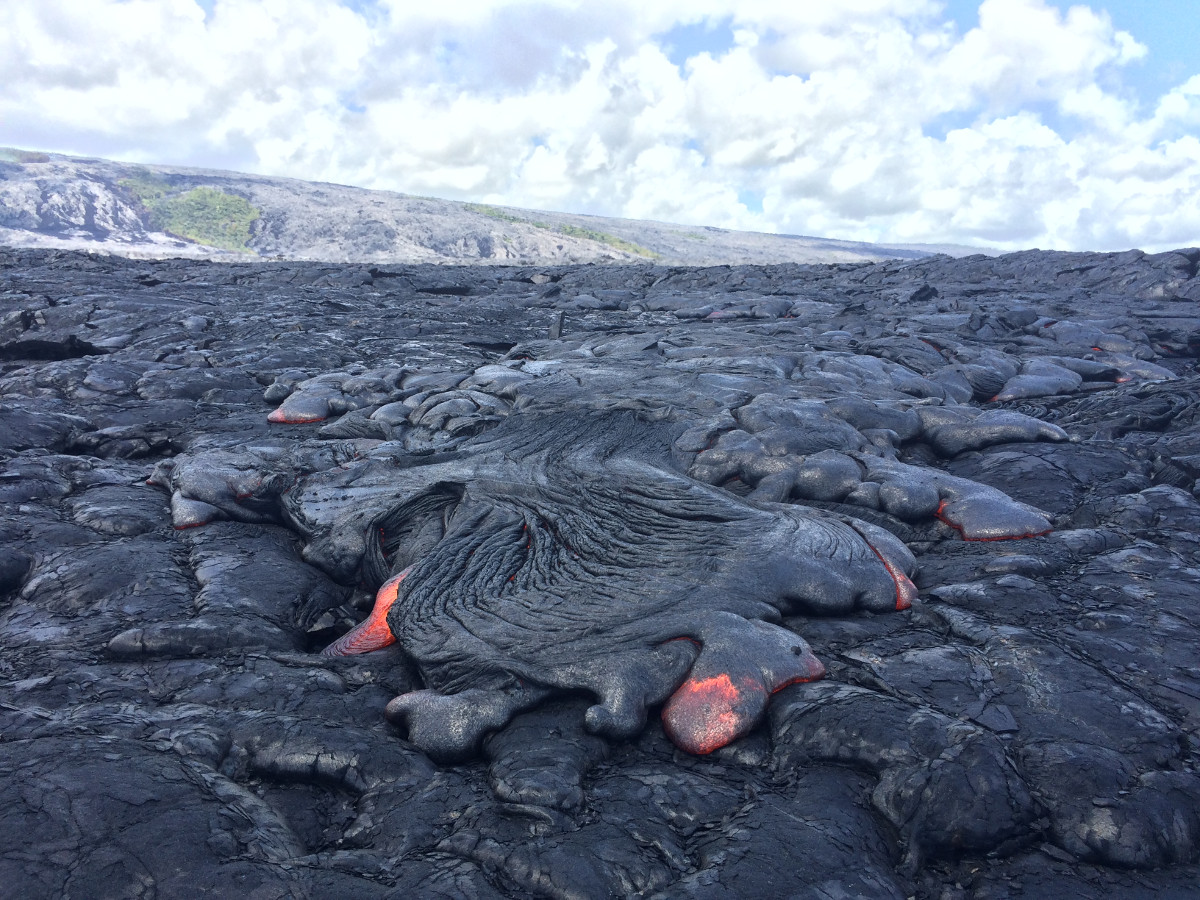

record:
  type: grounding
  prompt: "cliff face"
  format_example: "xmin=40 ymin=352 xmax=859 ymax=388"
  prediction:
xmin=0 ymin=158 xmax=154 ymax=243
xmin=0 ymin=149 xmax=977 ymax=265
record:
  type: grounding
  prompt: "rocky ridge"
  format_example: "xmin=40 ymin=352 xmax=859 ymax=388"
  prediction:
xmin=0 ymin=149 xmax=987 ymax=266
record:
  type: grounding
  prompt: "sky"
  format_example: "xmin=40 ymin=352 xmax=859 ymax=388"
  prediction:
xmin=1 ymin=0 xmax=1198 ymax=252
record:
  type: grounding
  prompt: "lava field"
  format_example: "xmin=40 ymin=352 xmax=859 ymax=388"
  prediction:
xmin=2 ymin=246 xmax=1200 ymax=898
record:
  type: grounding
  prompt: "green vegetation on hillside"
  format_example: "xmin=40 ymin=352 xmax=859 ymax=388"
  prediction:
xmin=119 ymin=171 xmax=260 ymax=252
xmin=555 ymin=223 xmax=656 ymax=257
xmin=0 ymin=147 xmax=51 ymax=164
xmin=157 ymin=188 xmax=260 ymax=252
xmin=465 ymin=203 xmax=529 ymax=225
xmin=466 ymin=203 xmax=657 ymax=258
xmin=119 ymin=172 xmax=172 ymax=208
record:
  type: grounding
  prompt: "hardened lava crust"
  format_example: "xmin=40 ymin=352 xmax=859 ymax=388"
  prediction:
xmin=2 ymin=246 xmax=1200 ymax=897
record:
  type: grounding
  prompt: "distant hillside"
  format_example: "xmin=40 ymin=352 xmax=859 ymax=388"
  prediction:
xmin=0 ymin=148 xmax=991 ymax=266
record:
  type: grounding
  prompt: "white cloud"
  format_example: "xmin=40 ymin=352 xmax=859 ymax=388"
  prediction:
xmin=0 ymin=0 xmax=1196 ymax=250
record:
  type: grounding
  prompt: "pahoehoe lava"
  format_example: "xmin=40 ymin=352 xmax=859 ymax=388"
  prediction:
xmin=3 ymin=246 xmax=1200 ymax=898
xmin=319 ymin=408 xmax=910 ymax=760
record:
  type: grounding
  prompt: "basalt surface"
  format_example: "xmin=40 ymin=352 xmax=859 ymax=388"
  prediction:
xmin=2 ymin=246 xmax=1200 ymax=898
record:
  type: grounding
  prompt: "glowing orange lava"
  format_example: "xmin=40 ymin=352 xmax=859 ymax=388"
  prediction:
xmin=268 ymin=408 xmax=326 ymax=424
xmin=861 ymin=539 xmax=917 ymax=610
xmin=662 ymin=672 xmax=754 ymax=755
xmin=322 ymin=566 xmax=411 ymax=656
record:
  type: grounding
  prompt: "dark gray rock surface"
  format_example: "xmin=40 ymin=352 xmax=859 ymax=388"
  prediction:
xmin=2 ymin=245 xmax=1200 ymax=898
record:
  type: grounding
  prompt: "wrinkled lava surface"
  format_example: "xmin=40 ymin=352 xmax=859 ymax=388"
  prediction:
xmin=3 ymin=246 xmax=1200 ymax=898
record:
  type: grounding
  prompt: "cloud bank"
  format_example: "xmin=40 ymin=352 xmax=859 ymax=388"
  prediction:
xmin=1 ymin=0 xmax=1198 ymax=251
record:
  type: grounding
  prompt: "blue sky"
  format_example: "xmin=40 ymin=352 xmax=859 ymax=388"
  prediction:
xmin=659 ymin=18 xmax=737 ymax=69
xmin=1 ymin=0 xmax=1197 ymax=251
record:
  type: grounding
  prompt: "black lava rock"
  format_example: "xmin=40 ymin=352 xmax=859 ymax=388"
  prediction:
xmin=2 ymin=246 xmax=1200 ymax=898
